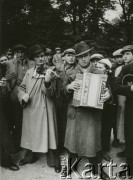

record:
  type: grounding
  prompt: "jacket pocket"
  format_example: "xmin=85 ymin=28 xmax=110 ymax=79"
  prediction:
xmin=67 ymin=105 xmax=76 ymax=119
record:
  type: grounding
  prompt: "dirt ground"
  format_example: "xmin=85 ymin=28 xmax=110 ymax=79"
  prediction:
xmin=1 ymin=142 xmax=130 ymax=180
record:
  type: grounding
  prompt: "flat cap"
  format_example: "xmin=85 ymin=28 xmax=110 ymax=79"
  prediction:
xmin=45 ymin=48 xmax=52 ymax=55
xmin=55 ymin=47 xmax=61 ymax=51
xmin=63 ymin=48 xmax=76 ymax=56
xmin=121 ymin=45 xmax=133 ymax=53
xmin=113 ymin=49 xmax=122 ymax=56
xmin=90 ymin=54 xmax=103 ymax=61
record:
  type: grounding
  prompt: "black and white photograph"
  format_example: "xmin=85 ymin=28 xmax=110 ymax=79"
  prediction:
xmin=0 ymin=0 xmax=133 ymax=179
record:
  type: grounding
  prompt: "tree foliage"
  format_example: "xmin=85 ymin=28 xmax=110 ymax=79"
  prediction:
xmin=1 ymin=0 xmax=65 ymax=49
xmin=1 ymin=0 xmax=133 ymax=53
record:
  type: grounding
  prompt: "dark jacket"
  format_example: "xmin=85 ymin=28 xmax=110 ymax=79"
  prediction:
xmin=111 ymin=62 xmax=133 ymax=106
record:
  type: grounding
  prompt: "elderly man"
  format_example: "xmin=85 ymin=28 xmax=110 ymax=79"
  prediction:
xmin=61 ymin=41 xmax=110 ymax=179
xmin=2 ymin=44 xmax=34 ymax=150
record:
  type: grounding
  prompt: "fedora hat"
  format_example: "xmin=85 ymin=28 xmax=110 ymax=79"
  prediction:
xmin=74 ymin=41 xmax=92 ymax=57
xmin=13 ymin=44 xmax=27 ymax=52
xmin=28 ymin=44 xmax=43 ymax=58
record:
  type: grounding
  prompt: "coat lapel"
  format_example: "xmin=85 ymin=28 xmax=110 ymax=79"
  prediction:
xmin=27 ymin=68 xmax=37 ymax=94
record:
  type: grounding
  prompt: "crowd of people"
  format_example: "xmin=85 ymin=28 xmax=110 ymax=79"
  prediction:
xmin=0 ymin=42 xmax=133 ymax=180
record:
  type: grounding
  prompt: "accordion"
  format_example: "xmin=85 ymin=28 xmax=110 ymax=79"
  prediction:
xmin=72 ymin=73 xmax=108 ymax=109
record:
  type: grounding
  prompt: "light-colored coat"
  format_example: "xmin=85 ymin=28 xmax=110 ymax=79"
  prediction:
xmin=62 ymin=65 xmax=102 ymax=157
xmin=18 ymin=68 xmax=58 ymax=153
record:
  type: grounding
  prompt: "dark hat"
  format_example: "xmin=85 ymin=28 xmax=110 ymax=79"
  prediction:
xmin=55 ymin=47 xmax=61 ymax=51
xmin=74 ymin=41 xmax=92 ymax=57
xmin=121 ymin=45 xmax=133 ymax=53
xmin=13 ymin=44 xmax=27 ymax=52
xmin=45 ymin=48 xmax=53 ymax=55
xmin=28 ymin=44 xmax=43 ymax=58
xmin=63 ymin=48 xmax=76 ymax=56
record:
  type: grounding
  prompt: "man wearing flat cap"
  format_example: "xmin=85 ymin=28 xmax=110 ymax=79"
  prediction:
xmin=56 ymin=48 xmax=77 ymax=153
xmin=61 ymin=41 xmax=110 ymax=179
xmin=90 ymin=53 xmax=104 ymax=68
xmin=1 ymin=44 xmax=34 ymax=151
xmin=112 ymin=45 xmax=133 ymax=177
xmin=53 ymin=47 xmax=63 ymax=66
xmin=112 ymin=48 xmax=124 ymax=75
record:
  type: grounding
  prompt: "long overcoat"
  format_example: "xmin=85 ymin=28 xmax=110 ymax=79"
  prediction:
xmin=55 ymin=63 xmax=76 ymax=148
xmin=0 ymin=69 xmax=16 ymax=165
xmin=61 ymin=65 xmax=103 ymax=157
xmin=112 ymin=62 xmax=133 ymax=158
xmin=18 ymin=68 xmax=58 ymax=153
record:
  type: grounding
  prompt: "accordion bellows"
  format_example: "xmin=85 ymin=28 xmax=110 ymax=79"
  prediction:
xmin=72 ymin=73 xmax=108 ymax=109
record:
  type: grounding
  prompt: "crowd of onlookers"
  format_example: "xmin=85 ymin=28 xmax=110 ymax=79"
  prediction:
xmin=0 ymin=42 xmax=133 ymax=180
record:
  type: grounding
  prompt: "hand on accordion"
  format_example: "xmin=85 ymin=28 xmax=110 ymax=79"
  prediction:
xmin=100 ymin=88 xmax=110 ymax=103
xmin=67 ymin=80 xmax=81 ymax=91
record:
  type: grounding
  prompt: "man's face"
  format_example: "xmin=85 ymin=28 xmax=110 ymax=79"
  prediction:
xmin=0 ymin=56 xmax=8 ymax=63
xmin=15 ymin=50 xmax=26 ymax=61
xmin=96 ymin=62 xmax=107 ymax=74
xmin=56 ymin=50 xmax=61 ymax=54
xmin=91 ymin=58 xmax=100 ymax=68
xmin=122 ymin=51 xmax=133 ymax=64
xmin=34 ymin=52 xmax=45 ymax=66
xmin=115 ymin=55 xmax=123 ymax=65
xmin=7 ymin=53 xmax=12 ymax=59
xmin=64 ymin=53 xmax=76 ymax=65
xmin=77 ymin=52 xmax=91 ymax=68
xmin=45 ymin=54 xmax=53 ymax=64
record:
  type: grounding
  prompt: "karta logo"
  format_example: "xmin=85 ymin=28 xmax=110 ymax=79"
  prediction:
xmin=60 ymin=157 xmax=133 ymax=179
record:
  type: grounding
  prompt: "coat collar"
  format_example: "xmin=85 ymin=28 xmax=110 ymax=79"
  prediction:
xmin=75 ymin=63 xmax=94 ymax=74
